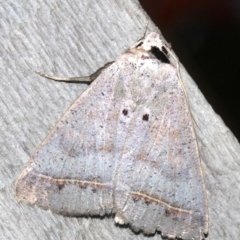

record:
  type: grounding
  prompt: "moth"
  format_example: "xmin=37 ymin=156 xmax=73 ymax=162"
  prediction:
xmin=15 ymin=32 xmax=208 ymax=240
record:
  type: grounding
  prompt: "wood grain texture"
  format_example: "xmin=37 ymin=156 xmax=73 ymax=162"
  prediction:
xmin=0 ymin=0 xmax=239 ymax=239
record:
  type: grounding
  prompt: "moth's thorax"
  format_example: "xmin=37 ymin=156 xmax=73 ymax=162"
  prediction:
xmin=119 ymin=45 xmax=176 ymax=82
xmin=130 ymin=32 xmax=166 ymax=50
xmin=120 ymin=32 xmax=176 ymax=70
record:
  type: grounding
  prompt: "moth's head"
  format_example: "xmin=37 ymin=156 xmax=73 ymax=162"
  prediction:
xmin=129 ymin=32 xmax=171 ymax=64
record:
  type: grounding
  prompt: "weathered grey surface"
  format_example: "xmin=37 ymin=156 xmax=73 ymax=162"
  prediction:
xmin=0 ymin=1 xmax=239 ymax=240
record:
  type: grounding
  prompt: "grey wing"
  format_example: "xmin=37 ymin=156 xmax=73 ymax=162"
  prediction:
xmin=112 ymin=58 xmax=208 ymax=239
xmin=15 ymin=54 xmax=207 ymax=239
xmin=15 ymin=62 xmax=125 ymax=216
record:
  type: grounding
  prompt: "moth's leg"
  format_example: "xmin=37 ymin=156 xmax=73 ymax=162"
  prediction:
xmin=36 ymin=62 xmax=114 ymax=83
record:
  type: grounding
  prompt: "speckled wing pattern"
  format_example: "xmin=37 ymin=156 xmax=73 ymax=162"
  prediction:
xmin=15 ymin=32 xmax=208 ymax=240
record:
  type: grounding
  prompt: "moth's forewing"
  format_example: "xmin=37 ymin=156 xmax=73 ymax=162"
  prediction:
xmin=15 ymin=32 xmax=208 ymax=239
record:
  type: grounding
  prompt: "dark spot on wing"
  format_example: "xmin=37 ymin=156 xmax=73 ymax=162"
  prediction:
xmin=57 ymin=183 xmax=65 ymax=191
xmin=122 ymin=109 xmax=128 ymax=116
xmin=132 ymin=197 xmax=139 ymax=203
xmin=165 ymin=209 xmax=171 ymax=216
xmin=144 ymin=199 xmax=151 ymax=205
xmin=142 ymin=114 xmax=149 ymax=121
xmin=151 ymin=46 xmax=170 ymax=64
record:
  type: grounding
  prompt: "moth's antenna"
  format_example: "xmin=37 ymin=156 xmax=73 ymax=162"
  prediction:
xmin=142 ymin=20 xmax=149 ymax=38
xmin=138 ymin=20 xmax=149 ymax=41
xmin=167 ymin=47 xmax=200 ymax=130
xmin=168 ymin=46 xmax=209 ymax=232
xmin=130 ymin=20 xmax=150 ymax=49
